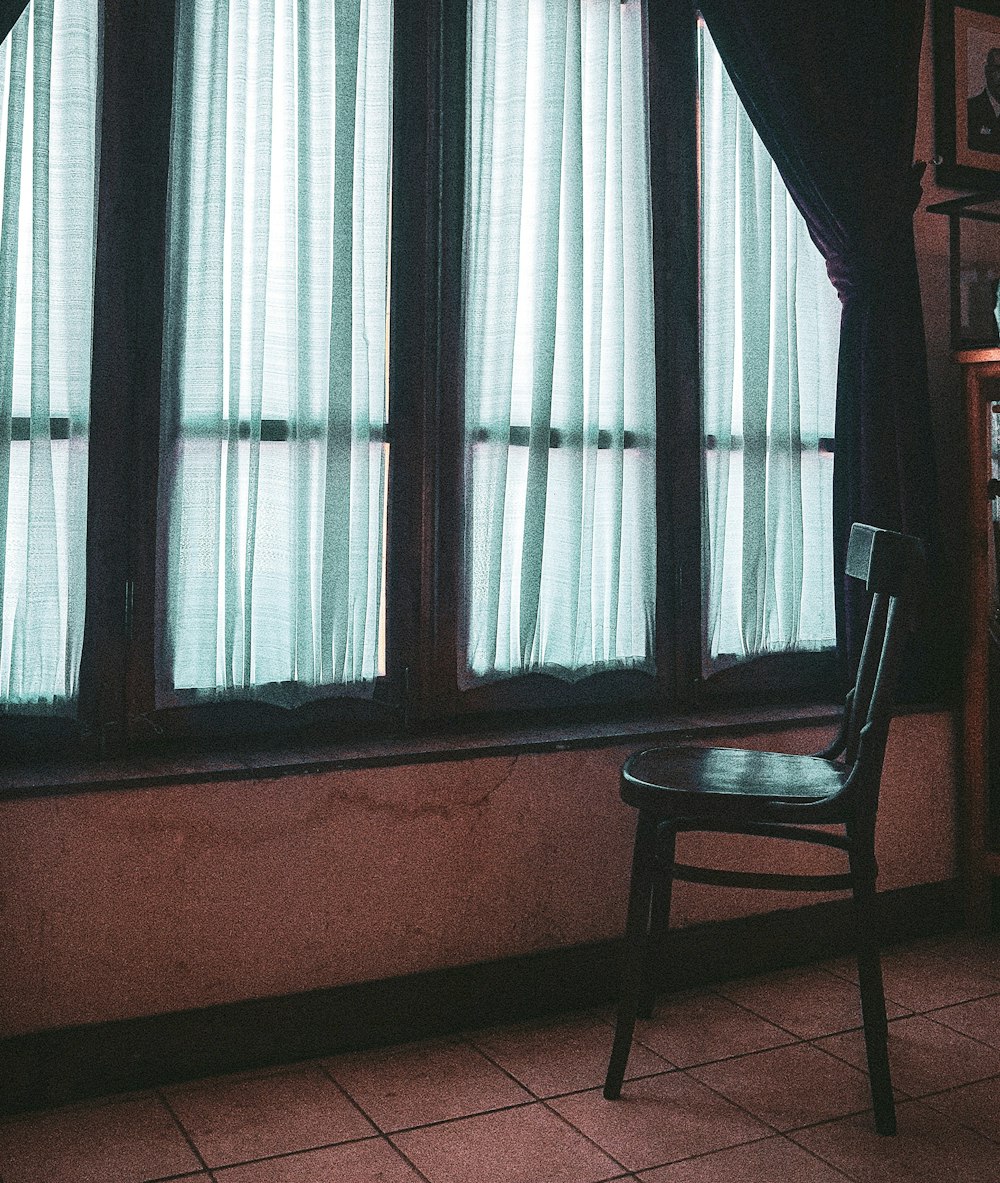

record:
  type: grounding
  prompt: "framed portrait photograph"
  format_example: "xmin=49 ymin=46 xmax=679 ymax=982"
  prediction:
xmin=935 ymin=1 xmax=1000 ymax=188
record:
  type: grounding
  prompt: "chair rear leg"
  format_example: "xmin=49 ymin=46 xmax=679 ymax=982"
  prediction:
xmin=850 ymin=844 xmax=896 ymax=1136
xmin=638 ymin=826 xmax=675 ymax=1020
xmin=604 ymin=811 xmax=658 ymax=1100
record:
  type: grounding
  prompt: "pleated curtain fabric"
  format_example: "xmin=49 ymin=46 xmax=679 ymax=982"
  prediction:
xmin=0 ymin=0 xmax=98 ymax=710
xmin=157 ymin=0 xmax=392 ymax=707
xmin=462 ymin=0 xmax=657 ymax=685
xmin=699 ymin=23 xmax=840 ymax=668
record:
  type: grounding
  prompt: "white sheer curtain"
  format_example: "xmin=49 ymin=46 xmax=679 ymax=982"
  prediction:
xmin=0 ymin=0 xmax=98 ymax=711
xmin=463 ymin=0 xmax=656 ymax=685
xmin=700 ymin=22 xmax=840 ymax=668
xmin=158 ymin=0 xmax=392 ymax=707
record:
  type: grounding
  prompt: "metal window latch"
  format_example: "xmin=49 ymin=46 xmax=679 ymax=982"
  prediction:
xmin=124 ymin=578 xmax=135 ymax=639
xmin=402 ymin=665 xmax=413 ymax=731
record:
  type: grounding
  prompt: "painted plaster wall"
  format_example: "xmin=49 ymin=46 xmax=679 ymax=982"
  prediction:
xmin=0 ymin=713 xmax=954 ymax=1037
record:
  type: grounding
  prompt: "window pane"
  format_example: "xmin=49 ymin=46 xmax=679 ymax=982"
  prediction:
xmin=463 ymin=0 xmax=656 ymax=685
xmin=699 ymin=21 xmax=840 ymax=667
xmin=158 ymin=0 xmax=392 ymax=707
xmin=0 ymin=0 xmax=98 ymax=711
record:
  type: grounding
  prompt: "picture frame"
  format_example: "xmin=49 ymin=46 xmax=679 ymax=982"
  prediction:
xmin=934 ymin=0 xmax=1000 ymax=189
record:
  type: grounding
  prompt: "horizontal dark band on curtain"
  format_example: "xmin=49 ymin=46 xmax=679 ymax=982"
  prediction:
xmin=471 ymin=426 xmax=651 ymax=450
xmin=704 ymin=434 xmax=835 ymax=454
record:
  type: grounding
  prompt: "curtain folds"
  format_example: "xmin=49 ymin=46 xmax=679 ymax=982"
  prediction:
xmin=462 ymin=0 xmax=657 ymax=685
xmin=0 ymin=0 xmax=99 ymax=710
xmin=697 ymin=0 xmax=935 ymax=673
xmin=157 ymin=0 xmax=392 ymax=707
xmin=700 ymin=23 xmax=841 ymax=667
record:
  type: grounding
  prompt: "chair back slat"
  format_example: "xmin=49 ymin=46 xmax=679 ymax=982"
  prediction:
xmin=845 ymin=592 xmax=888 ymax=765
xmin=842 ymin=525 xmax=925 ymax=797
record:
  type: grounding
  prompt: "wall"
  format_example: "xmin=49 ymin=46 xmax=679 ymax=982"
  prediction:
xmin=917 ymin=0 xmax=972 ymax=554
xmin=0 ymin=7 xmax=964 ymax=1042
xmin=0 ymin=713 xmax=955 ymax=1037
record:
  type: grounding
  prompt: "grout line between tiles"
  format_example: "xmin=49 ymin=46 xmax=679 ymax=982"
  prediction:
xmin=454 ymin=1036 xmax=551 ymax=1099
xmin=156 ymin=1089 xmax=213 ymax=1179
xmin=189 ymin=1131 xmax=387 ymax=1176
xmin=466 ymin=1029 xmax=679 ymax=1100
xmin=312 ymin=1060 xmax=382 ymax=1135
xmin=146 ymin=1171 xmax=216 ymax=1183
xmin=540 ymin=1067 xmax=786 ymax=1176
xmin=382 ymin=1134 xmax=437 ymax=1183
xmin=790 ymin=1135 xmax=858 ymax=1183
xmin=703 ymin=973 xmax=886 ymax=1043
xmin=910 ymin=1069 xmax=1000 ymax=1102
xmin=917 ymin=998 xmax=1000 ymax=1053
xmin=631 ymin=1022 xmax=801 ymax=1071
xmin=536 ymin=1095 xmax=635 ymax=1176
xmin=677 ymin=1054 xmax=895 ymax=1143
xmin=371 ymin=1096 xmax=541 ymax=1138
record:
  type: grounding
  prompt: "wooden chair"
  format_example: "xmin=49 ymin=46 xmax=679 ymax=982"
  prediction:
xmin=603 ymin=523 xmax=925 ymax=1137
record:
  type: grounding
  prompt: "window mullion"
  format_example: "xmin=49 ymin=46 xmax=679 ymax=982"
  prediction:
xmin=79 ymin=0 xmax=176 ymax=750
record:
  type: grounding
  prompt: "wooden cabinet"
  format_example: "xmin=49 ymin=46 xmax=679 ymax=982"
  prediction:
xmin=959 ymin=348 xmax=1000 ymax=927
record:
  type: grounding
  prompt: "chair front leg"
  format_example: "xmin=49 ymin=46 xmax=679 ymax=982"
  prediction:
xmin=604 ymin=810 xmax=659 ymax=1100
xmin=638 ymin=824 xmax=675 ymax=1020
xmin=849 ymin=838 xmax=896 ymax=1136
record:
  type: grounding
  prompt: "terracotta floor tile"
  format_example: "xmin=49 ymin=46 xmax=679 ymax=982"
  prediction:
xmin=324 ymin=1039 xmax=531 ymax=1131
xmin=926 ymin=993 xmax=1000 ymax=1047
xmin=391 ymin=1101 xmax=619 ymax=1183
xmin=687 ymin=1042 xmax=874 ymax=1132
xmin=816 ymin=1015 xmax=1000 ymax=1097
xmin=167 ymin=1065 xmax=373 ymax=1167
xmin=0 ymin=1093 xmax=201 ymax=1183
xmin=920 ymin=1075 xmax=1000 ymax=1142
xmin=213 ymin=1135 xmax=426 ymax=1181
xmin=826 ymin=947 xmax=1000 ymax=1012
xmin=471 ymin=1012 xmax=670 ymax=1097
xmin=636 ymin=990 xmax=796 ymax=1065
xmin=547 ymin=1072 xmax=769 ymax=1172
xmin=791 ymin=1098 xmax=1000 ymax=1182
xmin=716 ymin=965 xmax=908 ymax=1038
xmin=921 ymin=933 xmax=1000 ymax=981
xmin=636 ymin=1136 xmax=852 ymax=1182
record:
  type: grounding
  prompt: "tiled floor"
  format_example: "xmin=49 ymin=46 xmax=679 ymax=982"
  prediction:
xmin=3 ymin=932 xmax=1000 ymax=1182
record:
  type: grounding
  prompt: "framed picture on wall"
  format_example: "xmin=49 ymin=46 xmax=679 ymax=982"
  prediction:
xmin=935 ymin=1 xmax=1000 ymax=189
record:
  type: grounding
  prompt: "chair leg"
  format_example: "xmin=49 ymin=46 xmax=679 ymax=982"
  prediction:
xmin=637 ymin=825 xmax=675 ymax=1020
xmin=849 ymin=843 xmax=896 ymax=1136
xmin=604 ymin=810 xmax=658 ymax=1100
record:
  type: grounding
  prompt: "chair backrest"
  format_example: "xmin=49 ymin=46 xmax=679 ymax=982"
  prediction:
xmin=842 ymin=524 xmax=926 ymax=782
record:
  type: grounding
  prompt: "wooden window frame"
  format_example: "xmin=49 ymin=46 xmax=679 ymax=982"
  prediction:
xmin=0 ymin=0 xmax=833 ymax=765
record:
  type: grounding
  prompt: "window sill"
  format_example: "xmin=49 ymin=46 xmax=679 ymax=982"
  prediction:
xmin=0 ymin=700 xmax=876 ymax=800
xmin=2 ymin=698 xmax=956 ymax=802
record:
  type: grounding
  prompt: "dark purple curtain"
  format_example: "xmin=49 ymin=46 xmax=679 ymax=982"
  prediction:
xmin=0 ymin=0 xmax=28 ymax=46
xmin=698 ymin=0 xmax=936 ymax=679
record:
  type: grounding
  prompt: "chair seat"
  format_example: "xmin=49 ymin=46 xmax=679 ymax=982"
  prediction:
xmin=621 ymin=744 xmax=851 ymax=819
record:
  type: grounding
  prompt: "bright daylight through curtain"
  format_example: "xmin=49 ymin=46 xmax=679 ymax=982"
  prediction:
xmin=0 ymin=0 xmax=98 ymax=711
xmin=462 ymin=0 xmax=656 ymax=685
xmin=700 ymin=21 xmax=840 ymax=669
xmin=158 ymin=0 xmax=392 ymax=707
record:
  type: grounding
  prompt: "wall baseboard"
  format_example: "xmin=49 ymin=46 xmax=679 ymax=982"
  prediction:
xmin=1 ymin=879 xmax=962 ymax=1115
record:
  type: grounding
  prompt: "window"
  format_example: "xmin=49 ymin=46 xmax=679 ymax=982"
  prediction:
xmin=0 ymin=0 xmax=99 ymax=712
xmin=698 ymin=20 xmax=840 ymax=671
xmin=462 ymin=0 xmax=656 ymax=686
xmin=158 ymin=0 xmax=392 ymax=707
xmin=0 ymin=0 xmax=840 ymax=759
